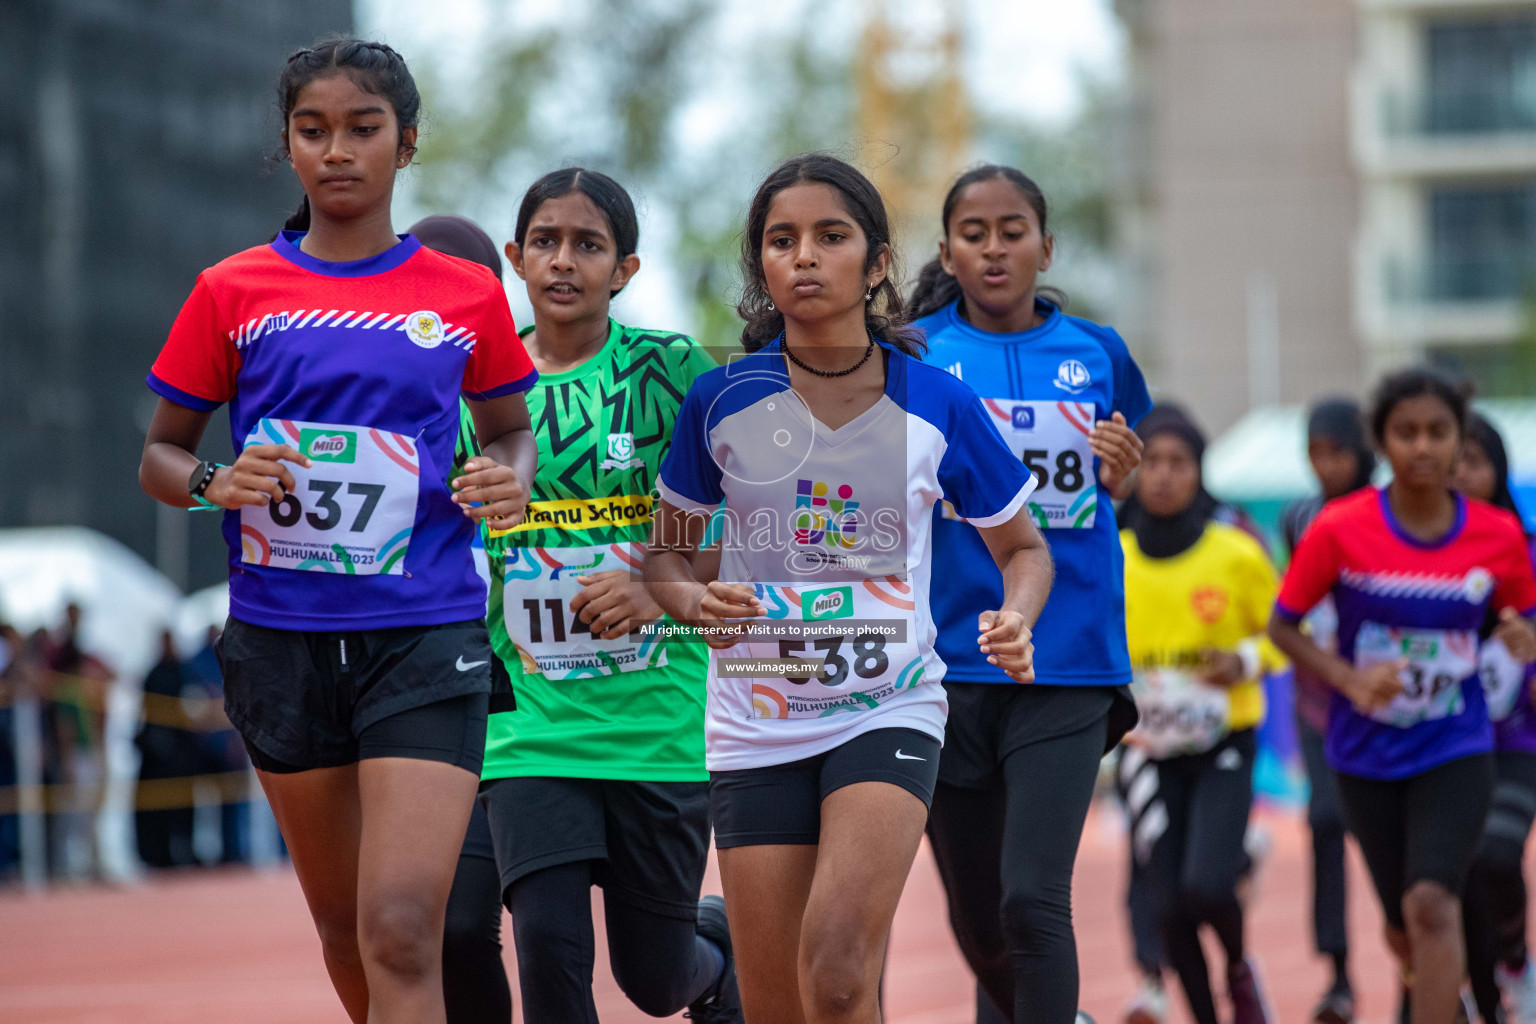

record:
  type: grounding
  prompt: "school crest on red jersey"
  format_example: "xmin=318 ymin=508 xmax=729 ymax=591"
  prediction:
xmin=405 ymin=309 xmax=445 ymax=349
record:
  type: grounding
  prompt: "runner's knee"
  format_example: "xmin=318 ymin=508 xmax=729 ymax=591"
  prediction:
xmin=609 ymin=940 xmax=694 ymax=1018
xmin=800 ymin=921 xmax=877 ymax=1021
xmin=359 ymin=891 xmax=440 ymax=983
xmin=998 ymin=876 xmax=1072 ymax=951
xmin=315 ymin=915 xmax=363 ymax=971
xmin=1401 ymin=881 xmax=1458 ymax=940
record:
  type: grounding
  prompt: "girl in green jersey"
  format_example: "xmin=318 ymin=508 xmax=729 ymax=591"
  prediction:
xmin=448 ymin=169 xmax=740 ymax=1024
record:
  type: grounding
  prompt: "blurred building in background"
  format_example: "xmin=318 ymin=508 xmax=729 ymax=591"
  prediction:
xmin=0 ymin=0 xmax=350 ymax=593
xmin=1354 ymin=0 xmax=1536 ymax=390
xmin=1112 ymin=0 xmax=1359 ymax=431
xmin=1115 ymin=0 xmax=1536 ymax=430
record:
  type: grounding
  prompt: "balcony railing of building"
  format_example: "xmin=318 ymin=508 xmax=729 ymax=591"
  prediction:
xmin=1381 ymin=91 xmax=1536 ymax=137
xmin=1384 ymin=255 xmax=1536 ymax=303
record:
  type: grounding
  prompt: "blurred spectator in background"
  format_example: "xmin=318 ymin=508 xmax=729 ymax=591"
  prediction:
xmin=185 ymin=624 xmax=250 ymax=865
xmin=0 ymin=622 xmax=22 ymax=880
xmin=135 ymin=630 xmax=197 ymax=869
xmin=44 ymin=603 xmax=113 ymax=881
xmin=1278 ymin=397 xmax=1375 ymax=1024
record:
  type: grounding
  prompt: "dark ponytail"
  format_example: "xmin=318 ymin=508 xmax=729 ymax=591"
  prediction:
xmin=283 ymin=195 xmax=311 ymax=233
xmin=272 ymin=37 xmax=420 ymax=238
xmin=737 ymin=153 xmax=924 ymax=356
xmin=908 ymin=164 xmax=1066 ymax=322
xmin=907 ymin=258 xmax=963 ymax=325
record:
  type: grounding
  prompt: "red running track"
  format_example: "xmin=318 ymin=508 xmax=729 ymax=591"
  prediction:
xmin=0 ymin=803 xmax=1410 ymax=1023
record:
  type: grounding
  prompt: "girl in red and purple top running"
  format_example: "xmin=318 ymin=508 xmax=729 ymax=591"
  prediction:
xmin=1269 ymin=369 xmax=1536 ymax=1024
xmin=1455 ymin=412 xmax=1536 ymax=1022
xmin=138 ymin=39 xmax=537 ymax=1024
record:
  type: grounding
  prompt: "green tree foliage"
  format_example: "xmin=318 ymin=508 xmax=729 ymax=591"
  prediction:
xmin=406 ymin=2 xmax=1118 ymax=343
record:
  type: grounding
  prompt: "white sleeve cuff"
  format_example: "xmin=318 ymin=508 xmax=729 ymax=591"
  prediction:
xmin=963 ymin=476 xmax=1039 ymax=530
xmin=1237 ymin=638 xmax=1263 ymax=681
xmin=655 ymin=478 xmax=719 ymax=516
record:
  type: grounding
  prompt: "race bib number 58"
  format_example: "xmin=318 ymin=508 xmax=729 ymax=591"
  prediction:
xmin=239 ymin=418 xmax=421 ymax=575
xmin=982 ymin=399 xmax=1097 ymax=529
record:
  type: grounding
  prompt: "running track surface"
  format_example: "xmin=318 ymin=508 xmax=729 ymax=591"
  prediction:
xmin=0 ymin=803 xmax=1415 ymax=1024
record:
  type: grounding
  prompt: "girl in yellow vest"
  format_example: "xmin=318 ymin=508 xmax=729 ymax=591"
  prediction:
xmin=1118 ymin=405 xmax=1283 ymax=1024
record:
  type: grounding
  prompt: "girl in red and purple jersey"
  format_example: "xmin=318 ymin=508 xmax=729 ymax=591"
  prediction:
xmin=138 ymin=39 xmax=537 ymax=1024
xmin=1269 ymin=369 xmax=1536 ymax=1024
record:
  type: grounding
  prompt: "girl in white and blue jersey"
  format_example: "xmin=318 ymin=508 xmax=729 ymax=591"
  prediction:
xmin=646 ymin=154 xmax=1054 ymax=1024
xmin=909 ymin=165 xmax=1152 ymax=1024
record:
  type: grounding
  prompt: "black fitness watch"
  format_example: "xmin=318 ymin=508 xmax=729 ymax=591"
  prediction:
xmin=188 ymin=460 xmax=223 ymax=502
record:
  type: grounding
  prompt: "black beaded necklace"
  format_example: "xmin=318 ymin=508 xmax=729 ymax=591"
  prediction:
xmin=781 ymin=335 xmax=875 ymax=378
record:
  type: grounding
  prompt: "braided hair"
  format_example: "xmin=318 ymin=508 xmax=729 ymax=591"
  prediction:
xmin=276 ymin=37 xmax=420 ymax=232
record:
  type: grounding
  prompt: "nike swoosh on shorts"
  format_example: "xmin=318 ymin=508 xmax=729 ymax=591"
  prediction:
xmin=456 ymin=657 xmax=489 ymax=671
xmin=894 ymin=750 xmax=926 ymax=761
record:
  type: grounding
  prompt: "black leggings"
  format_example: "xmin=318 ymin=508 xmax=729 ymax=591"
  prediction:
xmin=1465 ymin=751 xmax=1536 ymax=1023
xmin=510 ymin=860 xmax=719 ymax=1023
xmin=1145 ymin=730 xmax=1256 ymax=1024
xmin=443 ymin=846 xmax=511 ymax=1024
xmin=1298 ymin=717 xmax=1351 ymax=960
xmin=926 ymin=714 xmax=1107 ymax=1024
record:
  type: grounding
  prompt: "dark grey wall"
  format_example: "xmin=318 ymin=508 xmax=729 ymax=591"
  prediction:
xmin=0 ymin=0 xmax=351 ymax=590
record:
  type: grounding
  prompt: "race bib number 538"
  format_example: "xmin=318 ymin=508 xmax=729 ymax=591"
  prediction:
xmin=239 ymin=418 xmax=421 ymax=575
xmin=738 ymin=577 xmax=925 ymax=720
xmin=982 ymin=399 xmax=1097 ymax=529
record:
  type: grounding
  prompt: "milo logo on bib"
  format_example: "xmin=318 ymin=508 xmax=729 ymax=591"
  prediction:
xmin=803 ymin=586 xmax=853 ymax=621
xmin=301 ymin=428 xmax=357 ymax=464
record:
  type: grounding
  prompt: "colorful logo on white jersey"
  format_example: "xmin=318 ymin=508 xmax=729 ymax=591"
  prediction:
xmin=600 ymin=432 xmax=643 ymax=470
xmin=1054 ymin=359 xmax=1091 ymax=394
xmin=405 ymin=310 xmax=445 ymax=349
xmin=793 ymin=479 xmax=859 ymax=549
xmin=1010 ymin=405 xmax=1035 ymax=430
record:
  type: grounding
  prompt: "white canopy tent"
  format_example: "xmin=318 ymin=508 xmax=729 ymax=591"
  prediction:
xmin=1205 ymin=399 xmax=1536 ymax=534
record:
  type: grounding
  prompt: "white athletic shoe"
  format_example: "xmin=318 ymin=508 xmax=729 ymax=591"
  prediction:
xmin=1123 ymin=976 xmax=1168 ymax=1024
xmin=1497 ymin=958 xmax=1536 ymax=1024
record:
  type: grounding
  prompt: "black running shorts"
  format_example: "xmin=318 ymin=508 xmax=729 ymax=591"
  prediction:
xmin=219 ymin=616 xmax=494 ymax=773
xmin=708 ymin=727 xmax=942 ymax=848
xmin=478 ymin=775 xmax=711 ymax=921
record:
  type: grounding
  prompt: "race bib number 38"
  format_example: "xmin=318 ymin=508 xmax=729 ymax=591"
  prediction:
xmin=239 ymin=418 xmax=420 ymax=575
xmin=1354 ymin=621 xmax=1478 ymax=728
xmin=982 ymin=399 xmax=1097 ymax=529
